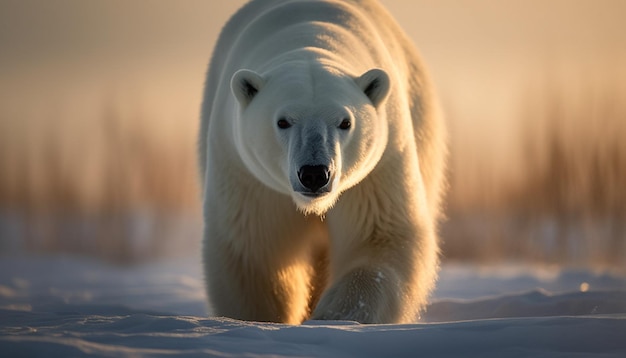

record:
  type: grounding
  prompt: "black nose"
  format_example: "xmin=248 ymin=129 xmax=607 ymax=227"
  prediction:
xmin=298 ymin=165 xmax=330 ymax=192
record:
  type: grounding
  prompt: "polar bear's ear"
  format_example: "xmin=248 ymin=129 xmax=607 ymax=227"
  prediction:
xmin=231 ymin=69 xmax=265 ymax=108
xmin=355 ymin=68 xmax=390 ymax=107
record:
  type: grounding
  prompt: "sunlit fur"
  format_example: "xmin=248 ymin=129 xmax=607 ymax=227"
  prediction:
xmin=199 ymin=0 xmax=447 ymax=324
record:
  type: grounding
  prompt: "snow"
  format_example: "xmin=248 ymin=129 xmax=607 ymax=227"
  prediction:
xmin=1 ymin=255 xmax=625 ymax=357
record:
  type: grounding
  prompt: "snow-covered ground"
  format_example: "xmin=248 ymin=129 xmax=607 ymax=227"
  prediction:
xmin=1 ymin=255 xmax=625 ymax=357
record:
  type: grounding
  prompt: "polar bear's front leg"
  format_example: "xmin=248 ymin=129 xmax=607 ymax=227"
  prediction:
xmin=310 ymin=265 xmax=407 ymax=323
xmin=311 ymin=175 xmax=439 ymax=324
xmin=203 ymin=180 xmax=330 ymax=324
xmin=311 ymin=235 xmax=437 ymax=323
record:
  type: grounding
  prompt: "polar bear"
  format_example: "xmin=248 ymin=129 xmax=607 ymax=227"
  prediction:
xmin=199 ymin=0 xmax=446 ymax=324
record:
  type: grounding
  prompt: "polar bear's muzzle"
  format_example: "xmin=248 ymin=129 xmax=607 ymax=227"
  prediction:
xmin=297 ymin=165 xmax=331 ymax=195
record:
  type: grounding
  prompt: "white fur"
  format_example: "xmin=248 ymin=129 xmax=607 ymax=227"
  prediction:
xmin=199 ymin=0 xmax=447 ymax=324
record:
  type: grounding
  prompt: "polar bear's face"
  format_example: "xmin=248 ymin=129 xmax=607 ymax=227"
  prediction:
xmin=231 ymin=64 xmax=390 ymax=215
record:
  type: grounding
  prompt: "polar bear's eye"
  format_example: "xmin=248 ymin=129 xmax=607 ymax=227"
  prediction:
xmin=339 ymin=118 xmax=351 ymax=130
xmin=277 ymin=118 xmax=292 ymax=129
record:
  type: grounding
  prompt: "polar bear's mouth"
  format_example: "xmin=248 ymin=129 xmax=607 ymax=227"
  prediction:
xmin=298 ymin=190 xmax=330 ymax=198
xmin=292 ymin=188 xmax=335 ymax=216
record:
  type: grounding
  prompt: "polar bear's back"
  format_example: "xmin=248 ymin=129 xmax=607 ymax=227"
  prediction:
xmin=200 ymin=0 xmax=446 ymax=219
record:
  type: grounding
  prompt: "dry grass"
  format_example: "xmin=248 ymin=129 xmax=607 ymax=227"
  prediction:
xmin=442 ymin=75 xmax=626 ymax=270
xmin=1 ymin=75 xmax=624 ymax=268
xmin=0 ymin=99 xmax=200 ymax=263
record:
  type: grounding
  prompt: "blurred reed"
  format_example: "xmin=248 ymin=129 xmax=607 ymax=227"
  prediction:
xmin=442 ymin=73 xmax=626 ymax=270
xmin=0 ymin=98 xmax=201 ymax=263
xmin=0 ymin=73 xmax=624 ymax=269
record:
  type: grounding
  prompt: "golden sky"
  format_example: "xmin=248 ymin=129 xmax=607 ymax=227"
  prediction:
xmin=2 ymin=0 xmax=624 ymax=122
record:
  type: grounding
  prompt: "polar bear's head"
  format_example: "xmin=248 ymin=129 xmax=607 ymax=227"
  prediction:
xmin=230 ymin=63 xmax=390 ymax=215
